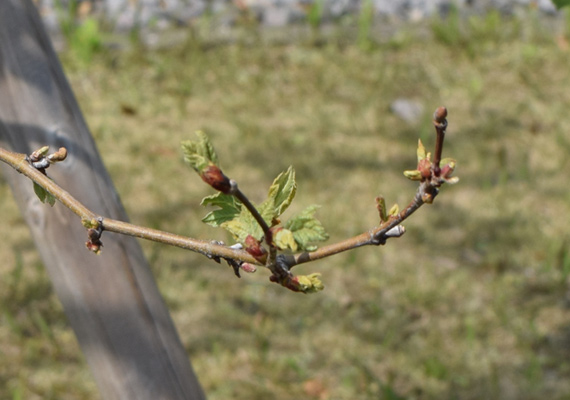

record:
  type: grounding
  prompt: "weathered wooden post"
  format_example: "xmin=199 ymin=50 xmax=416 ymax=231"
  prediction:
xmin=0 ymin=1 xmax=206 ymax=398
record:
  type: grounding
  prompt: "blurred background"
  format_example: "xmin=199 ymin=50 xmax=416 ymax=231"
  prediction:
xmin=1 ymin=0 xmax=570 ymax=398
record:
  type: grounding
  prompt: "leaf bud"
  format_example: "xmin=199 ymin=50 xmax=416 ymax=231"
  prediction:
xmin=417 ymin=158 xmax=432 ymax=180
xmin=376 ymin=196 xmax=387 ymax=222
xmin=403 ymin=170 xmax=422 ymax=181
xmin=240 ymin=263 xmax=257 ymax=273
xmin=388 ymin=203 xmax=399 ymax=217
xmin=47 ymin=147 xmax=68 ymax=163
xmin=200 ymin=164 xmax=232 ymax=194
xmin=244 ymin=235 xmax=268 ymax=263
xmin=29 ymin=146 xmax=50 ymax=162
xmin=433 ymin=106 xmax=447 ymax=124
xmin=85 ymin=241 xmax=102 ymax=254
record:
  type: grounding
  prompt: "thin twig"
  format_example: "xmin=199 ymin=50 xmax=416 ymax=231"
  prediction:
xmin=283 ymin=183 xmax=427 ymax=268
xmin=0 ymin=147 xmax=258 ymax=264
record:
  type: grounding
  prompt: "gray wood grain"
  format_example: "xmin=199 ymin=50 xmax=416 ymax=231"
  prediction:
xmin=0 ymin=1 xmax=205 ymax=399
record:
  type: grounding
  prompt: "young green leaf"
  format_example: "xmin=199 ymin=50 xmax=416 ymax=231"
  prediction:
xmin=274 ymin=228 xmax=298 ymax=251
xmin=388 ymin=203 xmax=399 ymax=217
xmin=417 ymin=139 xmax=427 ymax=162
xmin=257 ymin=166 xmax=297 ymax=223
xmin=295 ymin=273 xmax=324 ymax=293
xmin=46 ymin=191 xmax=56 ymax=206
xmin=268 ymin=166 xmax=297 ymax=217
xmin=33 ymin=182 xmax=46 ymax=203
xmin=181 ymin=131 xmax=219 ymax=173
xmin=221 ymin=207 xmax=265 ymax=243
xmin=33 ymin=182 xmax=56 ymax=207
xmin=284 ymin=205 xmax=328 ymax=251
xmin=201 ymin=192 xmax=241 ymax=227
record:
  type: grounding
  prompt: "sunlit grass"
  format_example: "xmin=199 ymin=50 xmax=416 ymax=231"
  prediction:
xmin=2 ymin=10 xmax=570 ymax=399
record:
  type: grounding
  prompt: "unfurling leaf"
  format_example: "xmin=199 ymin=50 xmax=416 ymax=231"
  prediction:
xmin=284 ymin=205 xmax=328 ymax=251
xmin=295 ymin=273 xmax=324 ymax=293
xmin=275 ymin=273 xmax=325 ymax=293
xmin=33 ymin=182 xmax=56 ymax=207
xmin=274 ymin=228 xmax=298 ymax=251
xmin=221 ymin=206 xmax=265 ymax=243
xmin=201 ymin=192 xmax=241 ymax=227
xmin=181 ymin=131 xmax=220 ymax=173
xmin=376 ymin=196 xmax=387 ymax=222
xmin=30 ymin=146 xmax=50 ymax=162
xmin=440 ymin=158 xmax=459 ymax=184
xmin=388 ymin=203 xmax=399 ymax=217
xmin=403 ymin=170 xmax=422 ymax=181
xmin=260 ymin=166 xmax=297 ymax=222
xmin=417 ymin=139 xmax=427 ymax=162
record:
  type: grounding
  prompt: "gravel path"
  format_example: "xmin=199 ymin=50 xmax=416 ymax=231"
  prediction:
xmin=36 ymin=0 xmax=559 ymax=35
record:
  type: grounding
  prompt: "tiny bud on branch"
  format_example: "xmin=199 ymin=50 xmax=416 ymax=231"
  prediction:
xmin=200 ymin=164 xmax=232 ymax=194
xmin=432 ymin=106 xmax=448 ymax=176
xmin=47 ymin=147 xmax=68 ymax=163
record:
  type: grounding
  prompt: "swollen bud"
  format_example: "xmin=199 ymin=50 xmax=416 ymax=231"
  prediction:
xmin=403 ymin=170 xmax=422 ymax=181
xmin=240 ymin=263 xmax=257 ymax=273
xmin=47 ymin=147 xmax=68 ymax=163
xmin=244 ymin=235 xmax=268 ymax=263
xmin=376 ymin=196 xmax=387 ymax=222
xmin=433 ymin=106 xmax=447 ymax=124
xmin=86 ymin=228 xmax=103 ymax=254
xmin=200 ymin=164 xmax=232 ymax=194
xmin=29 ymin=146 xmax=50 ymax=162
xmin=417 ymin=158 xmax=432 ymax=180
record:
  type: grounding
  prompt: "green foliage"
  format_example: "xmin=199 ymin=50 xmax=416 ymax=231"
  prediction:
xmin=201 ymin=193 xmax=241 ymax=227
xmin=262 ymin=166 xmax=297 ymax=219
xmin=199 ymin=162 xmax=327 ymax=250
xmin=181 ymin=131 xmax=220 ymax=173
xmin=283 ymin=205 xmax=329 ymax=251
xmin=295 ymin=273 xmax=324 ymax=293
xmin=32 ymin=182 xmax=55 ymax=207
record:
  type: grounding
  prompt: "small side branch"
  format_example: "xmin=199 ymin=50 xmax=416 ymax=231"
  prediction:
xmin=285 ymin=182 xmax=426 ymax=268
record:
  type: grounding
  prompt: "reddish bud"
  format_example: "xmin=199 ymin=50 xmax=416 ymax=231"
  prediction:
xmin=433 ymin=106 xmax=447 ymax=124
xmin=244 ymin=235 xmax=268 ymax=263
xmin=200 ymin=165 xmax=232 ymax=193
xmin=86 ymin=239 xmax=103 ymax=254
xmin=440 ymin=162 xmax=455 ymax=179
xmin=417 ymin=158 xmax=432 ymax=181
xmin=240 ymin=263 xmax=257 ymax=273
xmin=269 ymin=274 xmax=302 ymax=292
xmin=87 ymin=228 xmax=101 ymax=241
xmin=29 ymin=146 xmax=50 ymax=162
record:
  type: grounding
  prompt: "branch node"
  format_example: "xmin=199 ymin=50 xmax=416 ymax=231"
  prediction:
xmin=385 ymin=225 xmax=406 ymax=238
xmin=86 ymin=218 xmax=104 ymax=254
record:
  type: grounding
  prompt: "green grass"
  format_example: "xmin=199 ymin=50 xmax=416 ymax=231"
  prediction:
xmin=2 ymin=10 xmax=570 ymax=399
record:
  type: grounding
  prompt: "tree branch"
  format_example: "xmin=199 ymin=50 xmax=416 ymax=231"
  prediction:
xmin=0 ymin=147 xmax=258 ymax=265
xmin=0 ymin=106 xmax=457 ymax=293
